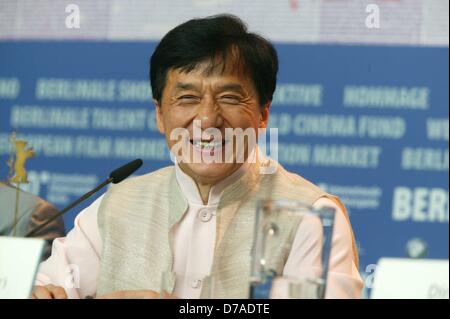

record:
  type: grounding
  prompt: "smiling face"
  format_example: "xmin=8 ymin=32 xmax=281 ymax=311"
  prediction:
xmin=155 ymin=63 xmax=269 ymax=185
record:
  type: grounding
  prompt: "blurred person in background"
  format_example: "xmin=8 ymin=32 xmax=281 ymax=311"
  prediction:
xmin=0 ymin=181 xmax=65 ymax=259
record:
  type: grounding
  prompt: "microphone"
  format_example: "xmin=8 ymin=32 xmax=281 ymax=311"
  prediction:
xmin=25 ymin=159 xmax=143 ymax=238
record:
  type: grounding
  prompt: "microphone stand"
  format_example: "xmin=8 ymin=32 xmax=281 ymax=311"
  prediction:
xmin=25 ymin=177 xmax=113 ymax=238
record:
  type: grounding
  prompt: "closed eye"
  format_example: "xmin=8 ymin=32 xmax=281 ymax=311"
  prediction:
xmin=219 ymin=95 xmax=241 ymax=104
xmin=178 ymin=95 xmax=200 ymax=103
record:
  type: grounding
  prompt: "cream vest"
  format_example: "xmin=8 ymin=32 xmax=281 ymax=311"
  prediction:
xmin=96 ymin=161 xmax=358 ymax=298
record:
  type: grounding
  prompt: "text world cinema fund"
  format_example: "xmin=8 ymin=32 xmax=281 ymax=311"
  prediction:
xmin=179 ymin=303 xmax=270 ymax=316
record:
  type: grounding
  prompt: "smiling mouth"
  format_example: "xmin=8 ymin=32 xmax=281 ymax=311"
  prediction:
xmin=190 ymin=139 xmax=226 ymax=150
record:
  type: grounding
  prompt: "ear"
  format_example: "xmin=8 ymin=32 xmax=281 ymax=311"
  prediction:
xmin=259 ymin=102 xmax=270 ymax=128
xmin=154 ymin=99 xmax=165 ymax=134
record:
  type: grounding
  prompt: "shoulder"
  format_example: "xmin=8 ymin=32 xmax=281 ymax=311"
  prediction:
xmin=259 ymin=163 xmax=326 ymax=200
xmin=98 ymin=165 xmax=176 ymax=217
xmin=280 ymin=165 xmax=324 ymax=192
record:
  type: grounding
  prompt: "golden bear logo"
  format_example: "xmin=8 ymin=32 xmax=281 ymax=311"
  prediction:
xmin=11 ymin=140 xmax=35 ymax=184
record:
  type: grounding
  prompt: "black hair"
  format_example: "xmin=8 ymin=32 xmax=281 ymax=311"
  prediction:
xmin=150 ymin=14 xmax=278 ymax=107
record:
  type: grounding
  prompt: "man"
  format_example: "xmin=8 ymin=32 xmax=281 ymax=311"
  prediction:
xmin=33 ymin=14 xmax=363 ymax=299
xmin=0 ymin=181 xmax=65 ymax=259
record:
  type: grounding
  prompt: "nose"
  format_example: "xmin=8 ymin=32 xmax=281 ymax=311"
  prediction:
xmin=194 ymin=96 xmax=224 ymax=130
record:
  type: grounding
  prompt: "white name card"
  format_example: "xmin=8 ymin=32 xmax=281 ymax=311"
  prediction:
xmin=0 ymin=236 xmax=45 ymax=299
xmin=372 ymin=258 xmax=449 ymax=299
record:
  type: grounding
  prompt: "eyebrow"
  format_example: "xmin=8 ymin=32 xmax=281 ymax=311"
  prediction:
xmin=173 ymin=82 xmax=200 ymax=92
xmin=173 ymin=82 xmax=246 ymax=94
xmin=217 ymin=83 xmax=245 ymax=94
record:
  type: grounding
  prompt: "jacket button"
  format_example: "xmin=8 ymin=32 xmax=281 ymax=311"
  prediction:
xmin=198 ymin=209 xmax=213 ymax=222
xmin=190 ymin=278 xmax=202 ymax=289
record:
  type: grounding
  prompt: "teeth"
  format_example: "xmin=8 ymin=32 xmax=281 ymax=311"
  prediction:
xmin=193 ymin=140 xmax=223 ymax=149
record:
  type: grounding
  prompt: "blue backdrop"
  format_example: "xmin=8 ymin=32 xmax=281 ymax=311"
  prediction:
xmin=0 ymin=42 xmax=448 ymax=288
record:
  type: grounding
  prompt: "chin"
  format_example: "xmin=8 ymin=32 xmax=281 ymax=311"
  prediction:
xmin=182 ymin=162 xmax=237 ymax=182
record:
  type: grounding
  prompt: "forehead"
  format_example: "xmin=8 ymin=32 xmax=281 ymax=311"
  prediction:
xmin=166 ymin=69 xmax=249 ymax=87
xmin=164 ymin=59 xmax=256 ymax=91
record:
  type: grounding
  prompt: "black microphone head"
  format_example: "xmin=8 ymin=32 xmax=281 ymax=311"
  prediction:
xmin=109 ymin=159 xmax=143 ymax=184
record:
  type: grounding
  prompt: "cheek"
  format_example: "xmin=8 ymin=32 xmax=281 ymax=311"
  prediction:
xmin=223 ymin=107 xmax=261 ymax=129
xmin=161 ymin=109 xmax=195 ymax=150
xmin=162 ymin=108 xmax=192 ymax=132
